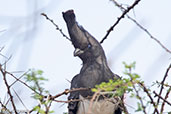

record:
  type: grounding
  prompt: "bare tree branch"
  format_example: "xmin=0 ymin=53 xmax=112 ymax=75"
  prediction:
xmin=109 ymin=0 xmax=171 ymax=54
xmin=13 ymin=88 xmax=29 ymax=112
xmin=6 ymin=70 xmax=41 ymax=96
xmin=0 ymin=64 xmax=18 ymax=114
xmin=133 ymin=84 xmax=147 ymax=114
xmin=127 ymin=16 xmax=171 ymax=54
xmin=157 ymin=63 xmax=171 ymax=105
xmin=41 ymin=13 xmax=71 ymax=41
xmin=0 ymin=100 xmax=10 ymax=113
xmin=49 ymin=88 xmax=90 ymax=100
xmin=139 ymin=82 xmax=159 ymax=114
xmin=160 ymin=87 xmax=171 ymax=113
xmin=100 ymin=0 xmax=141 ymax=43
xmin=153 ymin=91 xmax=171 ymax=106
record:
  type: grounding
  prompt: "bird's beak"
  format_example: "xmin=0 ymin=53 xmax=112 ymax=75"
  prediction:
xmin=74 ymin=48 xmax=84 ymax=56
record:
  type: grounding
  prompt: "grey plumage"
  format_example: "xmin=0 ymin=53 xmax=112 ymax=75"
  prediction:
xmin=63 ymin=10 xmax=122 ymax=114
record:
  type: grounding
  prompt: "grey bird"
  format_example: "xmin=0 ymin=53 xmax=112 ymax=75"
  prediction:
xmin=63 ymin=10 xmax=122 ymax=114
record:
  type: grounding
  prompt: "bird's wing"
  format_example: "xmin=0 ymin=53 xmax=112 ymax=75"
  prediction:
xmin=68 ymin=74 xmax=80 ymax=114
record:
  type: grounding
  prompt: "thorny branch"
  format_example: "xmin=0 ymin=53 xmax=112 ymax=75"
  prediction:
xmin=100 ymin=0 xmax=141 ymax=43
xmin=41 ymin=13 xmax=71 ymax=41
xmin=104 ymin=0 xmax=171 ymax=54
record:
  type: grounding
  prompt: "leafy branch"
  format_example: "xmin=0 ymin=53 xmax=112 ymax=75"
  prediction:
xmin=92 ymin=62 xmax=171 ymax=113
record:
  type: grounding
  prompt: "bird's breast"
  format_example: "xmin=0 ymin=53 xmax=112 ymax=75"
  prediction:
xmin=77 ymin=95 xmax=120 ymax=114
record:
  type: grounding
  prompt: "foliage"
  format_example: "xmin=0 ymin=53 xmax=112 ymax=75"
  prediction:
xmin=24 ymin=69 xmax=54 ymax=114
xmin=92 ymin=62 xmax=140 ymax=95
xmin=92 ymin=62 xmax=171 ymax=113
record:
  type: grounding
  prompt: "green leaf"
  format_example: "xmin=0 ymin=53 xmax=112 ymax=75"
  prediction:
xmin=135 ymin=102 xmax=143 ymax=112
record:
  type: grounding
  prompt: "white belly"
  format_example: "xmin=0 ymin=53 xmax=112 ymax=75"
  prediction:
xmin=77 ymin=95 xmax=120 ymax=114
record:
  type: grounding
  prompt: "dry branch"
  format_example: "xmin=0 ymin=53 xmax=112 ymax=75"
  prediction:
xmin=0 ymin=65 xmax=18 ymax=114
xmin=139 ymin=82 xmax=159 ymax=114
xmin=127 ymin=16 xmax=171 ymax=54
xmin=157 ymin=63 xmax=171 ymax=105
xmin=49 ymin=88 xmax=90 ymax=100
xmin=153 ymin=91 xmax=171 ymax=106
xmin=109 ymin=0 xmax=171 ymax=54
xmin=41 ymin=13 xmax=71 ymax=41
xmin=100 ymin=0 xmax=141 ymax=43
xmin=160 ymin=87 xmax=171 ymax=113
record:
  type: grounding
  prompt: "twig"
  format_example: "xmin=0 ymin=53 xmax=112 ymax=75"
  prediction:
xmin=0 ymin=47 xmax=9 ymax=59
xmin=160 ymin=87 xmax=171 ymax=113
xmin=6 ymin=70 xmax=41 ymax=95
xmin=41 ymin=13 xmax=71 ymax=41
xmin=0 ymin=65 xmax=18 ymax=114
xmin=44 ymin=96 xmax=53 ymax=114
xmin=100 ymin=0 xmax=141 ymax=43
xmin=13 ymin=88 xmax=29 ymax=111
xmin=49 ymin=88 xmax=90 ymax=100
xmin=111 ymin=0 xmax=171 ymax=54
xmin=157 ymin=63 xmax=171 ymax=105
xmin=127 ymin=16 xmax=171 ymax=54
xmin=88 ymin=89 xmax=101 ymax=114
xmin=9 ymin=70 xmax=29 ymax=87
xmin=139 ymin=82 xmax=159 ymax=114
xmin=53 ymin=99 xmax=82 ymax=103
xmin=132 ymin=83 xmax=147 ymax=114
xmin=153 ymin=91 xmax=171 ymax=106
xmin=128 ymin=68 xmax=147 ymax=114
xmin=0 ymin=100 xmax=10 ymax=112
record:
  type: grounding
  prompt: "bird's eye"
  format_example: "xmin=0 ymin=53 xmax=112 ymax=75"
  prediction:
xmin=87 ymin=44 xmax=91 ymax=48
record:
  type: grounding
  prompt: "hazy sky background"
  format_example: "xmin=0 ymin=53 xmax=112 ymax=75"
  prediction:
xmin=0 ymin=0 xmax=171 ymax=113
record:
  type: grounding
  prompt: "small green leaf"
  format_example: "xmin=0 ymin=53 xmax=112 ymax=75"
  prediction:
xmin=135 ymin=102 xmax=143 ymax=112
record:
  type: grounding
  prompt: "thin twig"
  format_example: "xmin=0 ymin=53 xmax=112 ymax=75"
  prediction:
xmin=13 ymin=88 xmax=29 ymax=111
xmin=157 ymin=63 xmax=171 ymax=105
xmin=0 ymin=65 xmax=18 ymax=114
xmin=49 ymin=88 xmax=90 ymax=100
xmin=41 ymin=13 xmax=71 ymax=41
xmin=128 ymin=68 xmax=147 ymax=114
xmin=88 ymin=89 xmax=101 ymax=114
xmin=127 ymin=16 xmax=171 ymax=54
xmin=44 ymin=95 xmax=53 ymax=114
xmin=53 ymin=99 xmax=82 ymax=103
xmin=0 ymin=100 xmax=10 ymax=112
xmin=139 ymin=82 xmax=159 ymax=114
xmin=100 ymin=0 xmax=141 ymax=43
xmin=132 ymin=83 xmax=147 ymax=114
xmin=111 ymin=0 xmax=171 ymax=54
xmin=9 ymin=70 xmax=29 ymax=87
xmin=6 ymin=70 xmax=41 ymax=95
xmin=153 ymin=91 xmax=171 ymax=106
xmin=160 ymin=87 xmax=171 ymax=113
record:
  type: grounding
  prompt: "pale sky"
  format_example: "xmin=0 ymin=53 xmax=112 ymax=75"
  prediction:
xmin=0 ymin=0 xmax=171 ymax=113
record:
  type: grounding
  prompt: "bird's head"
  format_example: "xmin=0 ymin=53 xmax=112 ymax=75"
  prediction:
xmin=73 ymin=41 xmax=104 ymax=64
xmin=63 ymin=10 xmax=106 ymax=64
